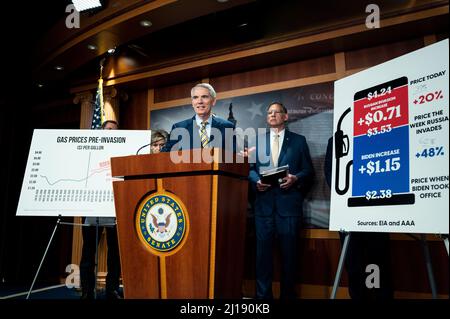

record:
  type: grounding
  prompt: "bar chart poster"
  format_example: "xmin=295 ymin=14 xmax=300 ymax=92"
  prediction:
xmin=330 ymin=39 xmax=448 ymax=234
xmin=16 ymin=129 xmax=151 ymax=217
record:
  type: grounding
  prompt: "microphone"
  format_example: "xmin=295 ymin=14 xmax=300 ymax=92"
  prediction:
xmin=136 ymin=143 xmax=150 ymax=155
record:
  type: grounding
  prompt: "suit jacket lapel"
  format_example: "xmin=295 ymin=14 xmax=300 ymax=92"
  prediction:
xmin=210 ymin=116 xmax=222 ymax=147
xmin=277 ymin=130 xmax=290 ymax=166
xmin=265 ymin=131 xmax=271 ymax=158
xmin=189 ymin=115 xmax=199 ymax=149
xmin=211 ymin=116 xmax=218 ymax=129
xmin=259 ymin=131 xmax=271 ymax=166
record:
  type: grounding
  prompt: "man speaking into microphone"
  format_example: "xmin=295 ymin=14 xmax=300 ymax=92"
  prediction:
xmin=161 ymin=83 xmax=235 ymax=153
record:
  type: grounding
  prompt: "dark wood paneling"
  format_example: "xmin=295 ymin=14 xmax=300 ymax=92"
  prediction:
xmin=243 ymin=234 xmax=347 ymax=288
xmin=70 ymin=1 xmax=448 ymax=93
xmin=121 ymin=89 xmax=148 ymax=129
xmin=436 ymin=32 xmax=449 ymax=41
xmin=154 ymin=81 xmax=198 ymax=103
xmin=210 ymin=55 xmax=335 ymax=93
xmin=345 ymin=37 xmax=425 ymax=70
xmin=31 ymin=101 xmax=80 ymax=129
xmin=390 ymin=239 xmax=448 ymax=294
xmin=243 ymin=231 xmax=449 ymax=297
xmin=297 ymin=237 xmax=344 ymax=287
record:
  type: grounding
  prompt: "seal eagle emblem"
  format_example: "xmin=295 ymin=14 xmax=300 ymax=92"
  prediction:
xmin=135 ymin=192 xmax=188 ymax=254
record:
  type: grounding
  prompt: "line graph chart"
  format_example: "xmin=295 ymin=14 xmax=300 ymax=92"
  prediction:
xmin=17 ymin=129 xmax=151 ymax=217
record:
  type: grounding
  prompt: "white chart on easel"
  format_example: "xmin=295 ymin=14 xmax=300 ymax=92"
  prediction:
xmin=16 ymin=129 xmax=151 ymax=217
xmin=330 ymin=39 xmax=449 ymax=234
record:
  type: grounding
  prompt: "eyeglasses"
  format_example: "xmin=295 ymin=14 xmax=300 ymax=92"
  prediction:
xmin=266 ymin=110 xmax=285 ymax=115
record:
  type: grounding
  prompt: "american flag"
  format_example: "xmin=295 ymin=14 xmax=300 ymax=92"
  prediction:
xmin=91 ymin=77 xmax=104 ymax=129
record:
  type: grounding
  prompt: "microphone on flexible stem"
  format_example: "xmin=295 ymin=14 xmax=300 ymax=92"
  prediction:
xmin=136 ymin=143 xmax=151 ymax=155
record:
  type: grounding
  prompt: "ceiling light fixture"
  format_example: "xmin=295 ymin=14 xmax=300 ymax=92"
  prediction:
xmin=139 ymin=20 xmax=152 ymax=28
xmin=54 ymin=66 xmax=64 ymax=71
xmin=107 ymin=47 xmax=116 ymax=55
xmin=72 ymin=0 xmax=102 ymax=12
xmin=87 ymin=44 xmax=97 ymax=50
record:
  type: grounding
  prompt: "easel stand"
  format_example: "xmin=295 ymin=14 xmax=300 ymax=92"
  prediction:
xmin=330 ymin=231 xmax=350 ymax=299
xmin=444 ymin=235 xmax=449 ymax=256
xmin=330 ymin=231 xmax=445 ymax=299
xmin=410 ymin=233 xmax=449 ymax=299
xmin=26 ymin=216 xmax=113 ymax=300
xmin=26 ymin=215 xmax=62 ymax=299
xmin=418 ymin=234 xmax=437 ymax=299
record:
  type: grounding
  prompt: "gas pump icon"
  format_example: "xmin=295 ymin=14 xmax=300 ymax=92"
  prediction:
xmin=335 ymin=77 xmax=415 ymax=207
xmin=334 ymin=107 xmax=353 ymax=196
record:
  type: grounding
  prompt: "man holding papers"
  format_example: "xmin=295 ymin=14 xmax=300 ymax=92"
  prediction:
xmin=249 ymin=102 xmax=314 ymax=299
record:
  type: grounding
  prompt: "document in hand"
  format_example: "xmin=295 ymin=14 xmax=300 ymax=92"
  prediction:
xmin=260 ymin=165 xmax=289 ymax=186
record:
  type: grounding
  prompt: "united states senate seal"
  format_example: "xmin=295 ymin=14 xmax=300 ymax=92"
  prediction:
xmin=136 ymin=192 xmax=188 ymax=254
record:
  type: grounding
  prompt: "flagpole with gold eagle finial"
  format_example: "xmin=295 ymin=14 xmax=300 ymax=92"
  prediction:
xmin=98 ymin=58 xmax=105 ymax=125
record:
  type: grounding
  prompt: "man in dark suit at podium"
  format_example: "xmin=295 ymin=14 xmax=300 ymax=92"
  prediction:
xmin=161 ymin=83 xmax=235 ymax=152
xmin=249 ymin=102 xmax=314 ymax=299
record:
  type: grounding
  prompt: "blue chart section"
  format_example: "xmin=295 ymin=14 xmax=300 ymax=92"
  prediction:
xmin=352 ymin=126 xmax=410 ymax=197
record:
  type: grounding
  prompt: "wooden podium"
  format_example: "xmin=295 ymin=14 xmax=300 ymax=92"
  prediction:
xmin=111 ymin=148 xmax=249 ymax=299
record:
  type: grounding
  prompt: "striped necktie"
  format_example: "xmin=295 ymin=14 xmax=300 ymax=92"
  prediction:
xmin=200 ymin=121 xmax=209 ymax=148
